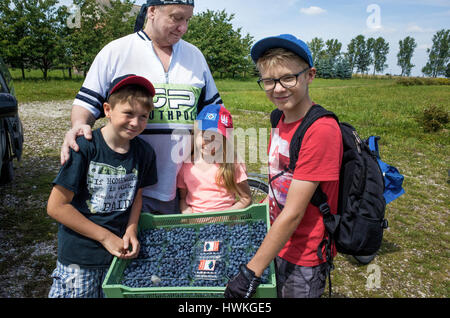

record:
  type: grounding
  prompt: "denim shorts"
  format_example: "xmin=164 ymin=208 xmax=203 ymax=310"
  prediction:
xmin=275 ymin=256 xmax=330 ymax=298
xmin=48 ymin=261 xmax=108 ymax=298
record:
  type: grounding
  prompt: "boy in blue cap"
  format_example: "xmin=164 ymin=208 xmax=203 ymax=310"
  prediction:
xmin=225 ymin=34 xmax=343 ymax=298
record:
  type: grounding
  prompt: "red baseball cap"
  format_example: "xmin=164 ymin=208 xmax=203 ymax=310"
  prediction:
xmin=107 ymin=74 xmax=155 ymax=101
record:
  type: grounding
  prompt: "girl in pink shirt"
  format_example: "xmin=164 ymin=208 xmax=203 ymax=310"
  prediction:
xmin=176 ymin=104 xmax=252 ymax=214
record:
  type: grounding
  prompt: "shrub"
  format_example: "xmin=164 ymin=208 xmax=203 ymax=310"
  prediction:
xmin=418 ymin=105 xmax=449 ymax=132
xmin=397 ymin=77 xmax=450 ymax=86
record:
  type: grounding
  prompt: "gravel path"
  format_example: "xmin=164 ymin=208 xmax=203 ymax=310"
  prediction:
xmin=0 ymin=100 xmax=78 ymax=298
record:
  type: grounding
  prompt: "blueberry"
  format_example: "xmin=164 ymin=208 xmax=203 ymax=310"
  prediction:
xmin=198 ymin=224 xmax=230 ymax=241
xmin=121 ymin=219 xmax=271 ymax=290
xmin=228 ymin=223 xmax=251 ymax=248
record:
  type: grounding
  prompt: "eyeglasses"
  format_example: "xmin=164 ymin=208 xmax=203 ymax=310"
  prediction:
xmin=257 ymin=67 xmax=310 ymax=91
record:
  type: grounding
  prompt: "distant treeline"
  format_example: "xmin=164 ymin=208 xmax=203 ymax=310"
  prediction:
xmin=0 ymin=0 xmax=448 ymax=80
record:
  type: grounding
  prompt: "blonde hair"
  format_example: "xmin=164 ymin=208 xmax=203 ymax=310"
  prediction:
xmin=256 ymin=47 xmax=309 ymax=74
xmin=193 ymin=128 xmax=241 ymax=195
xmin=215 ymin=137 xmax=241 ymax=195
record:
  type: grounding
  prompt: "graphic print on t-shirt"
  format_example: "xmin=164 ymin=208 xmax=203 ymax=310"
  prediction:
xmin=86 ymin=161 xmax=138 ymax=214
xmin=150 ymin=83 xmax=202 ymax=125
xmin=268 ymin=130 xmax=293 ymax=222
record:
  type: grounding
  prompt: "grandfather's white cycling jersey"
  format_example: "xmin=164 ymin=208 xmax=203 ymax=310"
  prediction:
xmin=74 ymin=31 xmax=222 ymax=201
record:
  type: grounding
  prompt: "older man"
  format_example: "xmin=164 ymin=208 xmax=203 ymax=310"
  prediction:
xmin=61 ymin=0 xmax=222 ymax=215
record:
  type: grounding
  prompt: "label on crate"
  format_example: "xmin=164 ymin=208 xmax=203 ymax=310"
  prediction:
xmin=198 ymin=259 xmax=216 ymax=271
xmin=203 ymin=241 xmax=220 ymax=252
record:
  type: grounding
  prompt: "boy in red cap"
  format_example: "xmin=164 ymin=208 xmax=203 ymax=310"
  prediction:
xmin=225 ymin=35 xmax=343 ymax=298
xmin=47 ymin=75 xmax=158 ymax=298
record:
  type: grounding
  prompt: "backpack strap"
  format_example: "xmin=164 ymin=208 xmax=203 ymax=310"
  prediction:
xmin=367 ymin=136 xmax=381 ymax=158
xmin=270 ymin=109 xmax=283 ymax=128
xmin=287 ymin=105 xmax=338 ymax=171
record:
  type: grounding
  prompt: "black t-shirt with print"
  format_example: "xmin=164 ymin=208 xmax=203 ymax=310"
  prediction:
xmin=53 ymin=128 xmax=157 ymax=268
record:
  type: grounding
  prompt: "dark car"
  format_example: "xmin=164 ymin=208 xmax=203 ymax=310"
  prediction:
xmin=0 ymin=56 xmax=23 ymax=184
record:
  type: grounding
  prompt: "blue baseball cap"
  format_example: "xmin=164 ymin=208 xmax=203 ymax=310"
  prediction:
xmin=250 ymin=34 xmax=314 ymax=67
xmin=196 ymin=104 xmax=233 ymax=139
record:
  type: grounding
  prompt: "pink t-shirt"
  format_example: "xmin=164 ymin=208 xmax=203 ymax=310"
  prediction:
xmin=176 ymin=162 xmax=248 ymax=213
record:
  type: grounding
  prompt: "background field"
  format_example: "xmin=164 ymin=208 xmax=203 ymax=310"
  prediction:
xmin=0 ymin=73 xmax=448 ymax=297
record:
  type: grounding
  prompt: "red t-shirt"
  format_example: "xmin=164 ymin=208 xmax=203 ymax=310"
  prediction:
xmin=268 ymin=111 xmax=343 ymax=266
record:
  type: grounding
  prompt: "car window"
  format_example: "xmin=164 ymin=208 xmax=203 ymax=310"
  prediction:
xmin=0 ymin=73 xmax=8 ymax=93
xmin=0 ymin=57 xmax=13 ymax=94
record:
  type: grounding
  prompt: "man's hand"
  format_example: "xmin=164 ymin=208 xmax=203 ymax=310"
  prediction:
xmin=60 ymin=124 xmax=93 ymax=165
xmin=60 ymin=105 xmax=96 ymax=165
xmin=224 ymin=264 xmax=261 ymax=298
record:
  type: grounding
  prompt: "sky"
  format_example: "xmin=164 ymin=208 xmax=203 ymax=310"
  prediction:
xmin=60 ymin=0 xmax=450 ymax=76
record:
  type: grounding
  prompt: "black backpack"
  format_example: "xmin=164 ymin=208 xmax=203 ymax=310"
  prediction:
xmin=269 ymin=104 xmax=388 ymax=294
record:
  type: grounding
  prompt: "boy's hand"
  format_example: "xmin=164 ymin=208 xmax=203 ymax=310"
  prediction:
xmin=224 ymin=264 xmax=261 ymax=298
xmin=100 ymin=231 xmax=127 ymax=258
xmin=121 ymin=230 xmax=141 ymax=259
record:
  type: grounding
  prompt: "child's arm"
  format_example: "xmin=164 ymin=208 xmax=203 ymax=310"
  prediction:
xmin=47 ymin=185 xmax=126 ymax=258
xmin=179 ymin=188 xmax=193 ymax=214
xmin=230 ymin=180 xmax=252 ymax=210
xmin=246 ymin=179 xmax=319 ymax=277
xmin=121 ymin=188 xmax=143 ymax=259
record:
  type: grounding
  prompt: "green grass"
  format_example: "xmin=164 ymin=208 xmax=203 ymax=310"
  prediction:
xmin=13 ymin=79 xmax=84 ymax=103
xmin=10 ymin=68 xmax=84 ymax=103
xmin=2 ymin=75 xmax=449 ymax=297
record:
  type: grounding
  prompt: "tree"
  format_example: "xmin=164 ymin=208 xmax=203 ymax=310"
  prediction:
xmin=240 ymin=33 xmax=255 ymax=78
xmin=324 ymin=39 xmax=342 ymax=62
xmin=0 ymin=0 xmax=33 ymax=79
xmin=353 ymin=35 xmax=372 ymax=74
xmin=67 ymin=0 xmax=135 ymax=76
xmin=422 ymin=29 xmax=449 ymax=77
xmin=366 ymin=37 xmax=376 ymax=74
xmin=335 ymin=56 xmax=353 ymax=79
xmin=54 ymin=16 xmax=76 ymax=78
xmin=307 ymin=37 xmax=325 ymax=66
xmin=316 ymin=58 xmax=335 ymax=78
xmin=372 ymin=37 xmax=389 ymax=75
xmin=397 ymin=36 xmax=417 ymax=77
xmin=0 ymin=0 xmax=69 ymax=80
xmin=25 ymin=0 xmax=69 ymax=79
xmin=183 ymin=10 xmax=253 ymax=78
xmin=345 ymin=38 xmax=357 ymax=73
xmin=98 ymin=0 xmax=135 ymax=45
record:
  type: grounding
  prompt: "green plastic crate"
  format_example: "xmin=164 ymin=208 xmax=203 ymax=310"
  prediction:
xmin=102 ymin=204 xmax=277 ymax=298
